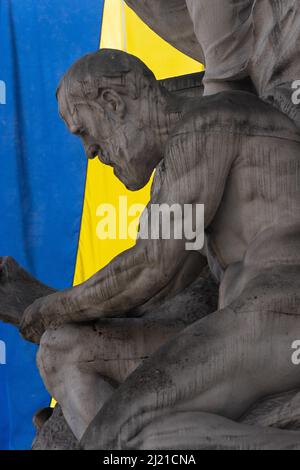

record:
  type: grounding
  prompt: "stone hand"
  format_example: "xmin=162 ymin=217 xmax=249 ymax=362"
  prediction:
xmin=20 ymin=293 xmax=64 ymax=344
xmin=0 ymin=256 xmax=55 ymax=328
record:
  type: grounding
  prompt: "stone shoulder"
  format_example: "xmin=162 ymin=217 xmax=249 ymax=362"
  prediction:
xmin=168 ymin=91 xmax=300 ymax=146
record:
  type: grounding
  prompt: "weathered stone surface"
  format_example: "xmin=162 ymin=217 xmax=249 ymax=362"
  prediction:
xmin=32 ymin=405 xmax=79 ymax=450
xmin=0 ymin=257 xmax=218 ymax=449
xmin=2 ymin=1 xmax=300 ymax=448
xmin=2 ymin=258 xmax=300 ymax=449
xmin=0 ymin=256 xmax=54 ymax=327
xmin=127 ymin=1 xmax=300 ymax=126
xmin=32 ymin=389 xmax=300 ymax=450
xmin=159 ymin=72 xmax=204 ymax=99
xmin=241 ymin=390 xmax=300 ymax=430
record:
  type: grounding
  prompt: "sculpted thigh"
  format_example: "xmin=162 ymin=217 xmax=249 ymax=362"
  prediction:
xmin=81 ymin=265 xmax=300 ymax=449
xmin=39 ymin=268 xmax=216 ymax=383
xmin=38 ymin=314 xmax=186 ymax=386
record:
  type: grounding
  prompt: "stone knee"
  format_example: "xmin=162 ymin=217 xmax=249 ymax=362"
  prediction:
xmin=37 ymin=324 xmax=84 ymax=396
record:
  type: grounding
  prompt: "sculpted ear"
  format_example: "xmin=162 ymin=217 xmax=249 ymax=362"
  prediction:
xmin=99 ymin=89 xmax=126 ymax=118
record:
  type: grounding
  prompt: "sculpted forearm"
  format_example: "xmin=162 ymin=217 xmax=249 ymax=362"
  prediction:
xmin=19 ymin=246 xmax=156 ymax=344
xmin=56 ymin=242 xmax=178 ymax=323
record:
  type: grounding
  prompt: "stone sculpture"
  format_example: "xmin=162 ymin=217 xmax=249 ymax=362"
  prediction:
xmin=126 ymin=0 xmax=300 ymax=125
xmin=1 ymin=1 xmax=300 ymax=450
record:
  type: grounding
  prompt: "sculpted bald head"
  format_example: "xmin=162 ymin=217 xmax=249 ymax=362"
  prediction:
xmin=57 ymin=49 xmax=165 ymax=190
xmin=57 ymin=49 xmax=156 ymax=104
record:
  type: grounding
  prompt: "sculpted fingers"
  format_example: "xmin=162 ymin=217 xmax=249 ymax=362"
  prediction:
xmin=20 ymin=298 xmax=47 ymax=344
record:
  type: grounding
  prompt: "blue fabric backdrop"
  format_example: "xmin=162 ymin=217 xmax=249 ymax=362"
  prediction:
xmin=0 ymin=0 xmax=104 ymax=449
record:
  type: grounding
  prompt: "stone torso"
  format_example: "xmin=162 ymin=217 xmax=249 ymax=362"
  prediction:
xmin=155 ymin=92 xmax=300 ymax=272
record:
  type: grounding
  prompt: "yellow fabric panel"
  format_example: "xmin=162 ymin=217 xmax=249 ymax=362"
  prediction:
xmin=100 ymin=0 xmax=126 ymax=51
xmin=74 ymin=160 xmax=151 ymax=282
xmin=124 ymin=4 xmax=203 ymax=80
xmin=73 ymin=0 xmax=203 ymax=285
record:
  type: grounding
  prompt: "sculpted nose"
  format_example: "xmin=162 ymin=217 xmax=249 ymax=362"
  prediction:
xmin=87 ymin=144 xmax=100 ymax=159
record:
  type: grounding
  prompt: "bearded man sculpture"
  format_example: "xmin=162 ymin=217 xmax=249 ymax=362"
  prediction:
xmin=0 ymin=47 xmax=293 ymax=450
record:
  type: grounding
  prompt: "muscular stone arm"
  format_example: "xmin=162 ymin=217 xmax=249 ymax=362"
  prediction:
xmin=20 ymin=129 xmax=234 ymax=341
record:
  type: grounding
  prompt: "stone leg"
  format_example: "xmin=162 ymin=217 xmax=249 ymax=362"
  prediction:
xmin=37 ymin=268 xmax=217 ymax=442
xmin=81 ymin=265 xmax=300 ymax=450
xmin=37 ymin=317 xmax=192 ymax=441
xmin=123 ymin=411 xmax=300 ymax=450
